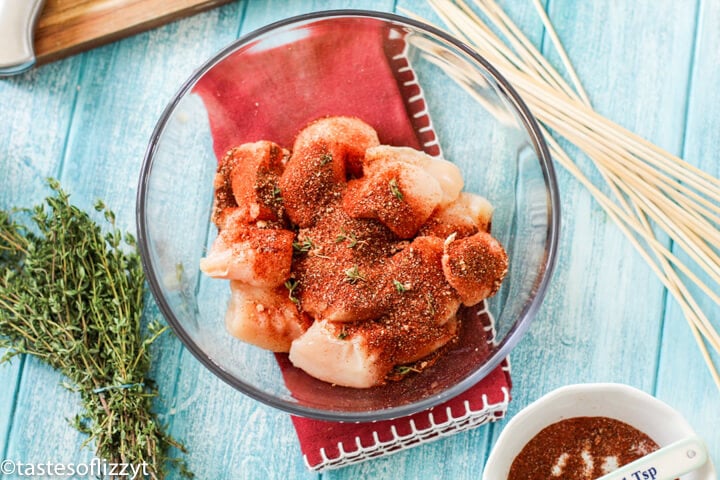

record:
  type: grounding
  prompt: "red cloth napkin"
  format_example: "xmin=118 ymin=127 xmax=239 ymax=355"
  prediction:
xmin=194 ymin=18 xmax=511 ymax=471
xmin=290 ymin=356 xmax=510 ymax=470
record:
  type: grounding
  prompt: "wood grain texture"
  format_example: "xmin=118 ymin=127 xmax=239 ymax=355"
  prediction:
xmin=2 ymin=3 xmax=251 ymax=476
xmin=0 ymin=55 xmax=85 ymax=457
xmin=495 ymin=0 xmax=702 ymax=444
xmin=655 ymin=0 xmax=720 ymax=459
xmin=0 ymin=0 xmax=718 ymax=478
xmin=34 ymin=0 xmax=235 ymax=65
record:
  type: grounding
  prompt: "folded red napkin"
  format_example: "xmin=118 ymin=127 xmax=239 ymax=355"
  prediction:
xmin=194 ymin=17 xmax=511 ymax=471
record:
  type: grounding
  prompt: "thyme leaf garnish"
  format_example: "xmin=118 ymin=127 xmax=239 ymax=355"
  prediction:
xmin=394 ymin=365 xmax=420 ymax=375
xmin=335 ymin=228 xmax=365 ymax=249
xmin=393 ymin=280 xmax=408 ymax=293
xmin=425 ymin=293 xmax=436 ymax=315
xmin=272 ymin=185 xmax=283 ymax=202
xmin=319 ymin=152 xmax=333 ymax=166
xmin=344 ymin=265 xmax=366 ymax=284
xmin=292 ymin=237 xmax=315 ymax=253
xmin=389 ymin=178 xmax=404 ymax=201
xmin=284 ymin=279 xmax=300 ymax=303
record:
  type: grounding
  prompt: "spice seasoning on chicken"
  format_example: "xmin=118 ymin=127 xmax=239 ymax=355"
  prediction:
xmin=508 ymin=416 xmax=662 ymax=480
xmin=200 ymin=116 xmax=509 ymax=388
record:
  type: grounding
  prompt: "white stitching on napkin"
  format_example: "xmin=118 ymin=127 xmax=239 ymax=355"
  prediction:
xmin=390 ymin=38 xmax=443 ymax=159
xmin=303 ymin=388 xmax=510 ymax=471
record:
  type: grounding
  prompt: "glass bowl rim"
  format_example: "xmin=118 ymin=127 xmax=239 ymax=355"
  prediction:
xmin=136 ymin=8 xmax=561 ymax=421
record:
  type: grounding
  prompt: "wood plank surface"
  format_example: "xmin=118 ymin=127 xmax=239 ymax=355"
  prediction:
xmin=0 ymin=0 xmax=718 ymax=478
xmin=0 ymin=54 xmax=85 ymax=458
xmin=504 ymin=0 xmax=697 ymax=398
xmin=656 ymin=0 xmax=720 ymax=456
xmin=34 ymin=0 xmax=234 ymax=65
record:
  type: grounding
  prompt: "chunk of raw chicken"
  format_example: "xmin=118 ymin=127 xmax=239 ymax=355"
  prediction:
xmin=289 ymin=235 xmax=463 ymax=387
xmin=442 ymin=231 xmax=509 ymax=306
xmin=294 ymin=256 xmax=390 ymax=323
xmin=288 ymin=315 xmax=458 ymax=388
xmin=293 ymin=116 xmax=380 ymax=177
xmin=343 ymin=160 xmax=443 ymax=238
xmin=199 ymin=224 xmax=294 ymax=287
xmin=364 ymin=145 xmax=463 ymax=206
xmin=289 ymin=320 xmax=384 ymax=388
xmin=279 ymin=117 xmax=380 ymax=227
xmin=225 ymin=281 xmax=310 ymax=352
xmin=385 ymin=236 xmax=461 ymax=327
xmin=212 ymin=141 xmax=288 ymax=227
xmin=419 ymin=192 xmax=494 ymax=239
xmin=291 ymin=208 xmax=400 ymax=323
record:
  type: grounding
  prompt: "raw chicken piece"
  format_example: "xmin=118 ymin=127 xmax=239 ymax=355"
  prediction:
xmin=392 ymin=315 xmax=458 ymax=365
xmin=289 ymin=237 xmax=463 ymax=388
xmin=364 ymin=145 xmax=463 ymax=205
xmin=289 ymin=315 xmax=458 ymax=388
xmin=343 ymin=160 xmax=443 ymax=238
xmin=419 ymin=192 xmax=494 ymax=239
xmin=212 ymin=141 xmax=288 ymax=227
xmin=385 ymin=236 xmax=461 ymax=326
xmin=295 ymin=256 xmax=390 ymax=323
xmin=199 ymin=224 xmax=294 ymax=287
xmin=291 ymin=208 xmax=402 ymax=323
xmin=442 ymin=231 xmax=508 ymax=306
xmin=279 ymin=117 xmax=380 ymax=227
xmin=293 ymin=116 xmax=380 ymax=177
xmin=225 ymin=281 xmax=310 ymax=352
xmin=289 ymin=320 xmax=384 ymax=388
xmin=229 ymin=141 xmax=287 ymax=221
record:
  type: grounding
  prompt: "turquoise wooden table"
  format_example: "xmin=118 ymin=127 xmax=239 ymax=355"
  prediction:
xmin=1 ymin=1 xmax=718 ymax=478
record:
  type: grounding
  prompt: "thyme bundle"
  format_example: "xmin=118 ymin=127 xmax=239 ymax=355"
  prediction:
xmin=0 ymin=180 xmax=189 ymax=479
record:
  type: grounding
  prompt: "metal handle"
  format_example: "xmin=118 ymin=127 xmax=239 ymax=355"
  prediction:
xmin=0 ymin=0 xmax=46 ymax=76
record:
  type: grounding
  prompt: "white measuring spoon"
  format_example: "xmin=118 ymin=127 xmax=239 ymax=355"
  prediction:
xmin=596 ymin=436 xmax=708 ymax=480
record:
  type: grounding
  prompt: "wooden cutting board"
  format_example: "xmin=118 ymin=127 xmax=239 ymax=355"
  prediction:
xmin=34 ymin=0 xmax=234 ymax=65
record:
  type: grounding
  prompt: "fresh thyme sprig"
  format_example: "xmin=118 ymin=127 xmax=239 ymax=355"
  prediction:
xmin=393 ymin=280 xmax=408 ymax=293
xmin=285 ymin=278 xmax=300 ymax=303
xmin=292 ymin=237 xmax=315 ymax=253
xmin=389 ymin=178 xmax=404 ymax=201
xmin=0 ymin=180 xmax=190 ymax=479
xmin=344 ymin=265 xmax=366 ymax=284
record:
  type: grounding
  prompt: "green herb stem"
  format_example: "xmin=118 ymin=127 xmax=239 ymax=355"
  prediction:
xmin=0 ymin=180 xmax=189 ymax=479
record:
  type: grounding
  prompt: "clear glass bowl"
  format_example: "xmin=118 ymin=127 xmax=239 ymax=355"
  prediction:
xmin=137 ymin=10 xmax=560 ymax=421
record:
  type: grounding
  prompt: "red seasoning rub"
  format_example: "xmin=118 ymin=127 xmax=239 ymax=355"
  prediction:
xmin=279 ymin=116 xmax=379 ymax=227
xmin=212 ymin=140 xmax=289 ymax=229
xmin=442 ymin=231 xmax=508 ymax=306
xmin=343 ymin=160 xmax=442 ymax=238
xmin=508 ymin=416 xmax=663 ymax=480
xmin=200 ymin=116 xmax=509 ymax=388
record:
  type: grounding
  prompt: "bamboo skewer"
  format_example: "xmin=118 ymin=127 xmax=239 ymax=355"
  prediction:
xmin=529 ymin=0 xmax=591 ymax=105
xmin=408 ymin=0 xmax=720 ymax=388
xmin=545 ymin=132 xmax=720 ymax=387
